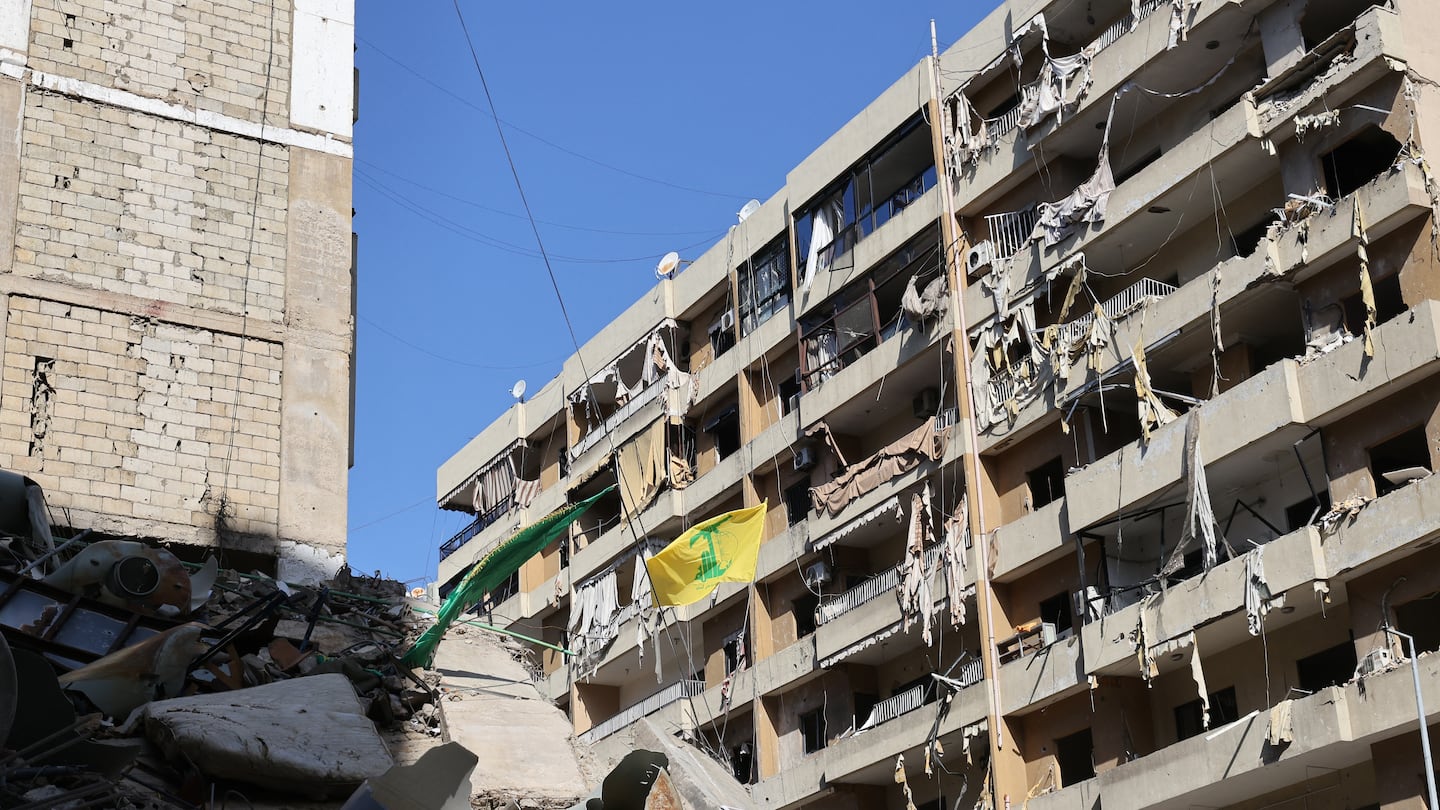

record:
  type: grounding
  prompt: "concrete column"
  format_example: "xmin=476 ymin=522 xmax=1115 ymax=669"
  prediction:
xmin=0 ymin=78 xmax=21 ymax=278
xmin=1258 ymin=0 xmax=1308 ymax=79
xmin=756 ymin=695 xmax=781 ymax=779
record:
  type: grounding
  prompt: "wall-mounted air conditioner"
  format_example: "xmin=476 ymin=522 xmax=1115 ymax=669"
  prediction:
xmin=793 ymin=446 xmax=817 ymax=472
xmin=966 ymin=240 xmax=996 ymax=278
xmin=1355 ymin=647 xmax=1396 ymax=678
xmin=804 ymin=561 xmax=832 ymax=589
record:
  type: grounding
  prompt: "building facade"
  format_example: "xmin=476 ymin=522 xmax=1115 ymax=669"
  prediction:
xmin=0 ymin=0 xmax=355 ymax=581
xmin=437 ymin=0 xmax=1440 ymax=808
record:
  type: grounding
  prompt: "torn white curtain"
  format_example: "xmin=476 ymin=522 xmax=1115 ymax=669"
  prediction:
xmin=1032 ymin=145 xmax=1116 ymax=246
xmin=1016 ymin=51 xmax=1094 ymax=131
xmin=1244 ymin=545 xmax=1278 ymax=636
xmin=945 ymin=90 xmax=992 ymax=174
xmin=1183 ymin=414 xmax=1219 ymax=573
xmin=1268 ymin=699 xmax=1295 ymax=745
xmin=802 ymin=199 xmax=842 ymax=293
xmin=472 ymin=454 xmax=518 ymax=514
xmin=1168 ymin=0 xmax=1192 ymax=50
xmin=570 ymin=570 xmax=620 ymax=679
xmin=899 ymin=485 xmax=936 ymax=645
xmin=943 ymin=497 xmax=970 ymax=628
xmin=515 ymin=477 xmax=541 ymax=509
xmin=902 ymin=274 xmax=948 ymax=324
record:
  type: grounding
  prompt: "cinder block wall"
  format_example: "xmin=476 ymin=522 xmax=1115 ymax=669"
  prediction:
xmin=0 ymin=0 xmax=354 ymax=581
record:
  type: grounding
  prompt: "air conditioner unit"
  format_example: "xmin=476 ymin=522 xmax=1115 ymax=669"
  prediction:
xmin=793 ymin=446 xmax=818 ymax=472
xmin=1040 ymin=621 xmax=1058 ymax=647
xmin=804 ymin=561 xmax=833 ymax=589
xmin=1355 ymin=647 xmax=1397 ymax=679
xmin=966 ymin=241 xmax=996 ymax=277
xmin=912 ymin=387 xmax=941 ymax=420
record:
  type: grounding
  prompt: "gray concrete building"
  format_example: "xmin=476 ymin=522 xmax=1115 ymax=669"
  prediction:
xmin=437 ymin=0 xmax=1440 ymax=808
xmin=0 ymin=0 xmax=355 ymax=582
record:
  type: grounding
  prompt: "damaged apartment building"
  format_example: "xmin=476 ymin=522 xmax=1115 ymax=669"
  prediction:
xmin=437 ymin=0 xmax=1440 ymax=808
xmin=0 ymin=0 xmax=356 ymax=581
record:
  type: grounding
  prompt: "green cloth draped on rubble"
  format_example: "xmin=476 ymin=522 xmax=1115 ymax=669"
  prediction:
xmin=402 ymin=486 xmax=614 ymax=668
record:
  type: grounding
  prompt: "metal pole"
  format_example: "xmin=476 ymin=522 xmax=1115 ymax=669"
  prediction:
xmin=1391 ymin=628 xmax=1439 ymax=810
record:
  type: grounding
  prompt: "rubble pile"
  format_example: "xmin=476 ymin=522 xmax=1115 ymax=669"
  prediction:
xmin=0 ymin=473 xmax=738 ymax=809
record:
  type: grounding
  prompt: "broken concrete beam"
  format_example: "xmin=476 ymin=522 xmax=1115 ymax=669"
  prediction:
xmin=626 ymin=718 xmax=753 ymax=810
xmin=340 ymin=741 xmax=478 ymax=810
xmin=137 ymin=673 xmax=393 ymax=798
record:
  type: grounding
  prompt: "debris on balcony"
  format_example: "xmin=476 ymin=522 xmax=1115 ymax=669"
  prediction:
xmin=810 ymin=417 xmax=950 ymax=517
xmin=1293 ymin=108 xmax=1342 ymax=141
xmin=1318 ymin=495 xmax=1371 ymax=532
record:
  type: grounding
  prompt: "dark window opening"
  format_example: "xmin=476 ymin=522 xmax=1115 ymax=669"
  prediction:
xmin=853 ymin=692 xmax=878 ymax=729
xmin=794 ymin=593 xmax=819 ymax=638
xmin=1209 ymin=86 xmax=1251 ymax=121
xmin=986 ymin=92 xmax=1023 ymax=121
xmin=784 ymin=481 xmax=811 ymax=526
xmin=1114 ymin=148 xmax=1162 ymax=186
xmin=1175 ymin=686 xmax=1240 ymax=740
xmin=723 ymin=633 xmax=745 ymax=675
xmin=1395 ymin=593 xmax=1440 ymax=656
xmin=1039 ymin=591 xmax=1074 ymax=641
xmin=1285 ymin=491 xmax=1331 ymax=532
xmin=1368 ymin=426 xmax=1430 ymax=497
xmin=559 ymin=536 xmax=571 ymax=569
xmin=1341 ymin=271 xmax=1405 ymax=338
xmin=917 ymin=799 xmax=950 ymax=810
xmin=893 ymin=674 xmax=937 ymax=705
xmin=730 ymin=741 xmax=756 ymax=784
xmin=1168 ymin=549 xmax=1204 ymax=584
xmin=709 ymin=315 xmax=737 ymax=358
xmin=1296 ymin=639 xmax=1358 ymax=693
xmin=670 ymin=424 xmax=698 ymax=474
xmin=558 ymin=445 xmax=570 ymax=479
xmin=1321 ymin=126 xmax=1403 ymax=200
xmin=1301 ymin=0 xmax=1374 ymax=51
xmin=1027 ymin=456 xmax=1066 ymax=509
xmin=779 ymin=374 xmax=802 ymax=416
xmin=1054 ymin=728 xmax=1095 ymax=787
xmin=1230 ymin=219 xmax=1271 ymax=258
xmin=704 ymin=407 xmax=742 ymax=461
xmin=800 ymin=708 xmax=828 ymax=754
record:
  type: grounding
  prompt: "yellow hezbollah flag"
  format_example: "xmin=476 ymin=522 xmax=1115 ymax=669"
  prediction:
xmin=645 ymin=503 xmax=766 ymax=606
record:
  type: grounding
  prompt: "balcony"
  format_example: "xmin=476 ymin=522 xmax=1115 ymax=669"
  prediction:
xmin=998 ymin=631 xmax=1085 ymax=715
xmin=1081 ymin=526 xmax=1327 ymax=676
xmin=438 ymin=495 xmax=514 ymax=562
xmin=861 ymin=658 xmax=983 ymax=730
xmin=577 ymin=679 xmax=705 ymax=744
xmin=1038 ymin=276 xmax=1177 ymax=353
xmin=816 ymin=544 xmax=943 ymax=626
xmin=991 ymin=496 xmax=1068 ymax=582
xmin=824 ymin=675 xmax=987 ymax=783
xmin=985 ymin=206 xmax=1041 ymax=261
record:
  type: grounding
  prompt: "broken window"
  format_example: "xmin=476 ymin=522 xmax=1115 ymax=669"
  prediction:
xmin=722 ymin=630 xmax=745 ymax=675
xmin=1175 ymin=686 xmax=1239 ymax=740
xmin=1285 ymin=491 xmax=1331 ymax=532
xmin=793 ymin=592 xmax=819 ymax=638
xmin=853 ymin=692 xmax=878 ymax=730
xmin=1300 ymin=0 xmax=1375 ymax=51
xmin=798 ymin=224 xmax=942 ymax=389
xmin=794 ymin=117 xmax=937 ymax=290
xmin=800 ymin=708 xmax=828 ymax=753
xmin=1229 ymin=219 xmax=1271 ymax=259
xmin=709 ymin=309 xmax=737 ymax=358
xmin=784 ymin=481 xmax=811 ymax=526
xmin=778 ymin=374 xmax=801 ymax=416
xmin=1321 ymin=126 xmax=1403 ymax=200
xmin=1039 ymin=590 xmax=1074 ymax=641
xmin=738 ymin=238 xmax=791 ymax=336
xmin=1395 ymin=593 xmax=1440 ymax=655
xmin=704 ymin=406 xmax=741 ymax=461
xmin=1341 ymin=271 xmax=1404 ymax=336
xmin=1054 ymin=728 xmax=1095 ymax=787
xmin=730 ymin=740 xmax=757 ymax=784
xmin=1027 ymin=457 xmax=1066 ymax=509
xmin=1368 ymin=426 xmax=1430 ymax=497
xmin=1296 ymin=639 xmax=1358 ymax=693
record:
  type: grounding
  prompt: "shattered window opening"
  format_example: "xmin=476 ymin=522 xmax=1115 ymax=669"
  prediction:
xmin=738 ymin=237 xmax=791 ymax=337
xmin=1320 ymin=125 xmax=1403 ymax=200
xmin=1367 ymin=425 xmax=1430 ymax=497
xmin=1174 ymin=686 xmax=1238 ymax=740
xmin=800 ymin=707 xmax=828 ymax=754
xmin=1394 ymin=593 xmax=1440 ymax=656
xmin=1054 ymin=727 xmax=1096 ymax=787
xmin=1295 ymin=639 xmax=1359 ymax=692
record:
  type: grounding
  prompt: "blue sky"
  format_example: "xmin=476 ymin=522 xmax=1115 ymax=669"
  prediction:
xmin=347 ymin=1 xmax=1000 ymax=585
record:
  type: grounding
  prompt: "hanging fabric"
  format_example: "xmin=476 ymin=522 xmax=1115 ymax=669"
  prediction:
xmin=898 ymin=485 xmax=936 ymax=645
xmin=943 ymin=496 xmax=970 ymax=628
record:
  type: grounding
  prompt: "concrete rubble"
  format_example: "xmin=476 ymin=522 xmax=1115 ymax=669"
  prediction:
xmin=0 ymin=475 xmax=751 ymax=809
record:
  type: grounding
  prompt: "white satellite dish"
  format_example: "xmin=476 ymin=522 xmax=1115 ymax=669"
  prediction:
xmin=510 ymin=379 xmax=527 ymax=402
xmin=655 ymin=251 xmax=681 ymax=280
xmin=737 ymin=199 xmax=762 ymax=223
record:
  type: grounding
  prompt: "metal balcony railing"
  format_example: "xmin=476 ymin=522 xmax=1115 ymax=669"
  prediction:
xmin=570 ymin=380 xmax=666 ymax=461
xmin=860 ymin=658 xmax=985 ymax=730
xmin=816 ymin=545 xmax=944 ymax=626
xmin=1036 ymin=276 xmax=1178 ymax=350
xmin=1089 ymin=0 xmax=1168 ymax=52
xmin=985 ymin=206 xmax=1040 ymax=261
xmin=577 ymin=679 xmax=705 ymax=744
xmin=438 ymin=494 xmax=515 ymax=561
xmin=988 ymin=84 xmax=1039 ymax=139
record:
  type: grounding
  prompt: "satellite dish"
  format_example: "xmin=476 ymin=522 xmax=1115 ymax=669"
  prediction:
xmin=655 ymin=251 xmax=681 ymax=280
xmin=510 ymin=379 xmax=527 ymax=402
xmin=737 ymin=199 xmax=762 ymax=223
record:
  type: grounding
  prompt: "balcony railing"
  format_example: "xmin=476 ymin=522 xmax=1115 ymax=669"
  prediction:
xmin=985 ymin=207 xmax=1040 ymax=261
xmin=1035 ymin=276 xmax=1178 ymax=350
xmin=860 ymin=658 xmax=984 ymax=730
xmin=571 ymin=380 xmax=666 ymax=461
xmin=816 ymin=545 xmax=944 ymax=626
xmin=439 ymin=494 xmax=515 ymax=561
xmin=1089 ymin=0 xmax=1167 ymax=52
xmin=577 ymin=679 xmax=705 ymax=744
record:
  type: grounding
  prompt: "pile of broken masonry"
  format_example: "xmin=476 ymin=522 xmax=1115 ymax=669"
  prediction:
xmin=0 ymin=471 xmax=737 ymax=810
